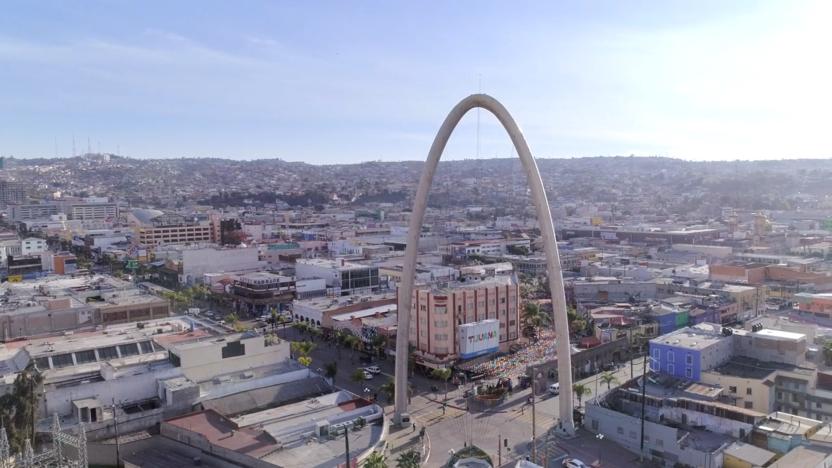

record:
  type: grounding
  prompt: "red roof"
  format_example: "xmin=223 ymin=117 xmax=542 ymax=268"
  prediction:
xmin=579 ymin=336 xmax=601 ymax=348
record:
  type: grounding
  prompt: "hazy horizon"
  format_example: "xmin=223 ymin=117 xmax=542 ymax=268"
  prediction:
xmin=3 ymin=1 xmax=832 ymax=163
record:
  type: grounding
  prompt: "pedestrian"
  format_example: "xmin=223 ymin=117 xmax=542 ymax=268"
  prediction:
xmin=412 ymin=424 xmax=416 ymax=433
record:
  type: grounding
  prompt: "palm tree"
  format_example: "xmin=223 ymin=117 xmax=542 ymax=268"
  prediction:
xmin=432 ymin=368 xmax=452 ymax=400
xmin=291 ymin=340 xmax=316 ymax=361
xmin=600 ymin=372 xmax=619 ymax=391
xmin=324 ymin=362 xmax=338 ymax=381
xmin=573 ymin=383 xmax=591 ymax=408
xmin=371 ymin=333 xmax=388 ymax=358
xmin=824 ymin=341 xmax=832 ymax=366
xmin=352 ymin=368 xmax=367 ymax=384
xmin=522 ymin=302 xmax=551 ymax=340
xmin=396 ymin=450 xmax=420 ymax=468
xmin=380 ymin=379 xmax=395 ymax=403
xmin=363 ymin=451 xmax=388 ymax=468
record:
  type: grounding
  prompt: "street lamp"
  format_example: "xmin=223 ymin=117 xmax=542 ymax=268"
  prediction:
xmin=596 ymin=433 xmax=604 ymax=466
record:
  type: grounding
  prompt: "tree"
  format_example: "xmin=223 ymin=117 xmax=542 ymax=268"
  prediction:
xmin=363 ymin=450 xmax=388 ymax=468
xmin=291 ymin=340 xmax=316 ymax=362
xmin=324 ymin=362 xmax=338 ymax=381
xmin=344 ymin=335 xmax=363 ymax=356
xmin=380 ymin=379 xmax=395 ymax=403
xmin=522 ymin=302 xmax=551 ymax=340
xmin=432 ymin=368 xmax=452 ymax=400
xmin=352 ymin=369 xmax=367 ymax=383
xmin=573 ymin=383 xmax=591 ymax=408
xmin=298 ymin=356 xmax=312 ymax=367
xmin=396 ymin=450 xmax=421 ymax=468
xmin=824 ymin=341 xmax=832 ymax=367
xmin=600 ymin=372 xmax=619 ymax=391
xmin=0 ymin=364 xmax=43 ymax=453
xmin=370 ymin=333 xmax=388 ymax=357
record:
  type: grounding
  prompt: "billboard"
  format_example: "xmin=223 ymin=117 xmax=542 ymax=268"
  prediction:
xmin=458 ymin=319 xmax=500 ymax=359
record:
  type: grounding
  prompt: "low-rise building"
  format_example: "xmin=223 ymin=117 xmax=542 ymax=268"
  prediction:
xmin=0 ymin=274 xmax=170 ymax=339
xmin=228 ymin=271 xmax=296 ymax=317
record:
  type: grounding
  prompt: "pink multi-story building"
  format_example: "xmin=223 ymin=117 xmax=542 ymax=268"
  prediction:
xmin=407 ymin=269 xmax=521 ymax=368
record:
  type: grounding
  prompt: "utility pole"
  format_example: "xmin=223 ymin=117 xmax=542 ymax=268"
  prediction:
xmin=531 ymin=372 xmax=537 ymax=463
xmin=498 ymin=433 xmax=502 ymax=467
xmin=639 ymin=350 xmax=647 ymax=462
xmin=344 ymin=425 xmax=351 ymax=468
xmin=113 ymin=398 xmax=121 ymax=468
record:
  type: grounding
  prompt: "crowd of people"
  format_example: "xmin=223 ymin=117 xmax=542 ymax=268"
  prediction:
xmin=465 ymin=329 xmax=558 ymax=380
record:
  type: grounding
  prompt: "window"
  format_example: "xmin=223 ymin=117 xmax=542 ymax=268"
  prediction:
xmin=98 ymin=346 xmax=118 ymax=360
xmin=729 ymin=386 xmax=737 ymax=393
xmin=817 ymin=402 xmax=823 ymax=409
xmin=667 ymin=364 xmax=674 ymax=374
xmin=34 ymin=357 xmax=51 ymax=370
xmin=685 ymin=367 xmax=693 ymax=378
xmin=74 ymin=350 xmax=97 ymax=364
xmin=221 ymin=341 xmax=246 ymax=359
xmin=119 ymin=343 xmax=140 ymax=357
xmin=51 ymin=353 xmax=74 ymax=368
xmin=666 ymin=351 xmax=674 ymax=362
xmin=652 ymin=348 xmax=660 ymax=361
xmin=746 ymin=388 xmax=752 ymax=396
xmin=139 ymin=341 xmax=155 ymax=354
xmin=686 ymin=354 xmax=693 ymax=365
xmin=793 ymin=393 xmax=798 ymax=402
xmin=745 ymin=402 xmax=754 ymax=409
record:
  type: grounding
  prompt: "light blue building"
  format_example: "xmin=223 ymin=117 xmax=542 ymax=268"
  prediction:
xmin=649 ymin=323 xmax=734 ymax=381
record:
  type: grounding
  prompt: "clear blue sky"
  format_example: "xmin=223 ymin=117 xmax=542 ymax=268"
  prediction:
xmin=2 ymin=1 xmax=831 ymax=163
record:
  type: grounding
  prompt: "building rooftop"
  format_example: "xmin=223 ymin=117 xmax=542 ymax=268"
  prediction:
xmin=768 ymin=446 xmax=831 ymax=468
xmin=755 ymin=328 xmax=806 ymax=341
xmin=650 ymin=323 xmax=729 ymax=351
xmin=757 ymin=412 xmax=822 ymax=437
xmin=296 ymin=257 xmax=371 ymax=271
xmin=723 ymin=441 xmax=776 ymax=466
xmin=331 ymin=303 xmax=396 ymax=322
xmin=705 ymin=356 xmax=786 ymax=380
xmin=293 ymin=292 xmax=395 ymax=312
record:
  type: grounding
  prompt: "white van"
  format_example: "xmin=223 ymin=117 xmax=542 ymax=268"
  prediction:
xmin=549 ymin=383 xmax=560 ymax=395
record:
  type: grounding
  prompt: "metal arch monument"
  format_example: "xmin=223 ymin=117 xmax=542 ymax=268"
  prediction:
xmin=393 ymin=94 xmax=576 ymax=435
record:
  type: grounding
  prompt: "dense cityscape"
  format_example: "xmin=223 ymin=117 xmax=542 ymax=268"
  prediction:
xmin=5 ymin=1 xmax=832 ymax=467
xmin=2 ymin=148 xmax=832 ymax=467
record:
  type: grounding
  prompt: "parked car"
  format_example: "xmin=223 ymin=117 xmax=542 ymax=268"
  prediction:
xmin=364 ymin=365 xmax=382 ymax=374
xmin=562 ymin=458 xmax=589 ymax=468
xmin=549 ymin=383 xmax=560 ymax=395
xmin=363 ymin=370 xmax=374 ymax=380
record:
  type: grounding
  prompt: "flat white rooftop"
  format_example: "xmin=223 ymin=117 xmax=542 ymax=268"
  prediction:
xmin=331 ymin=304 xmax=396 ymax=322
xmin=755 ymin=328 xmax=805 ymax=341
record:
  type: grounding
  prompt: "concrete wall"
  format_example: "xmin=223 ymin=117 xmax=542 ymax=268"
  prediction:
xmin=43 ymin=364 xmax=183 ymax=418
xmin=650 ymin=342 xmax=702 ymax=380
xmin=176 ymin=337 xmax=290 ymax=383
xmin=585 ymin=404 xmax=722 ymax=468
xmin=700 ymin=371 xmax=775 ymax=414
xmin=181 ymin=247 xmax=264 ymax=284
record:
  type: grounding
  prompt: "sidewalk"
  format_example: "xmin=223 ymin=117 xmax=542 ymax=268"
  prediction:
xmin=385 ymin=410 xmax=431 ymax=466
